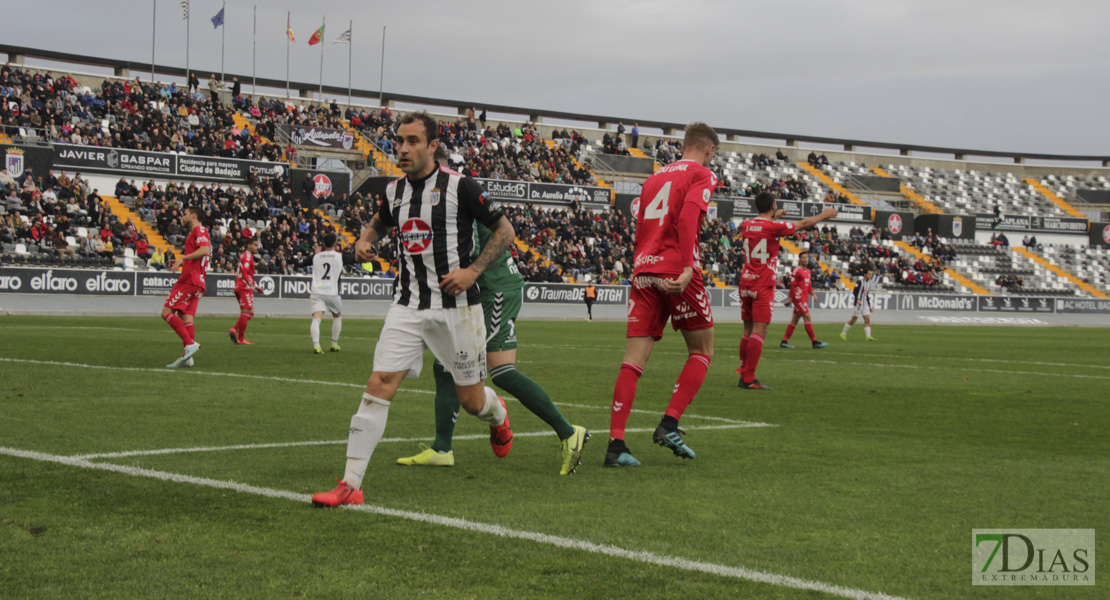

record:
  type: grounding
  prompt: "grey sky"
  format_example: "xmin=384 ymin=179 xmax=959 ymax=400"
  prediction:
xmin=7 ymin=0 xmax=1109 ymax=156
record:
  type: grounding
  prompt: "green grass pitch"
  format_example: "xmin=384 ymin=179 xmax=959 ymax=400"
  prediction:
xmin=0 ymin=314 xmax=1106 ymax=599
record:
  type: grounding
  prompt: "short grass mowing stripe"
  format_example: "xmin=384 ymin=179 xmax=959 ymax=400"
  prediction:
xmin=0 ymin=445 xmax=914 ymax=600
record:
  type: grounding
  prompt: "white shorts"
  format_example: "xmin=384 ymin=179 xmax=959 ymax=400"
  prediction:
xmin=372 ymin=303 xmax=487 ymax=386
xmin=852 ymin=301 xmax=872 ymax=319
xmin=310 ymin=294 xmax=343 ymax=315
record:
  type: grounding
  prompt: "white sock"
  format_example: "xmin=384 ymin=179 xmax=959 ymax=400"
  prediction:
xmin=475 ymin=386 xmax=506 ymax=426
xmin=841 ymin=323 xmax=851 ymax=335
xmin=310 ymin=318 xmax=321 ymax=346
xmin=343 ymin=393 xmax=391 ymax=490
xmin=331 ymin=317 xmax=342 ymax=345
xmin=865 ymin=326 xmax=872 ymax=338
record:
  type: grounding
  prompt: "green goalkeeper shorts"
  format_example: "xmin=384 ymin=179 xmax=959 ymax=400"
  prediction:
xmin=482 ymin=287 xmax=522 ymax=352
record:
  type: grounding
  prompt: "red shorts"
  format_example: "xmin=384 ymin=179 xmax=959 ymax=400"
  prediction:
xmin=792 ymin=302 xmax=810 ymax=316
xmin=739 ymin=284 xmax=774 ymax=323
xmin=627 ymin=274 xmax=713 ymax=340
xmin=235 ymin=289 xmax=254 ymax=312
xmin=164 ymin=282 xmax=204 ymax=316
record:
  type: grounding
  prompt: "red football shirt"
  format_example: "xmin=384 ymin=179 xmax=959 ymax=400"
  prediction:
xmin=235 ymin=251 xmax=255 ymax=292
xmin=632 ymin=160 xmax=718 ymax=277
xmin=790 ymin=266 xmax=813 ymax=305
xmin=739 ymin=217 xmax=795 ymax=288
xmin=178 ymin=225 xmax=211 ymax=289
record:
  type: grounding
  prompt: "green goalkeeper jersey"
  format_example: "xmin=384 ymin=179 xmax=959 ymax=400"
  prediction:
xmin=474 ymin=222 xmax=525 ymax=294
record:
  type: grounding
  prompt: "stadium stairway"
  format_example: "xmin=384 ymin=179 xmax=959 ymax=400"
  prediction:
xmin=871 ymin=167 xmax=944 ymax=214
xmin=0 ymin=131 xmax=11 ymax=144
xmin=780 ymin=238 xmax=854 ymax=289
xmin=894 ymin=240 xmax=991 ymax=295
xmin=1024 ymin=178 xmax=1085 ymax=218
xmin=102 ymin=195 xmax=172 ymax=254
xmin=1012 ymin=247 xmax=1108 ymax=299
xmin=350 ymin=130 xmax=404 ymax=178
xmin=543 ymin=139 xmax=613 ymax=192
xmin=797 ymin=163 xmax=869 ymax=207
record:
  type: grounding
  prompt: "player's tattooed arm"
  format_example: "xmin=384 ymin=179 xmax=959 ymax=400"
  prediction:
xmin=439 ymin=215 xmax=515 ymax=296
xmin=470 ymin=215 xmax=515 ymax=275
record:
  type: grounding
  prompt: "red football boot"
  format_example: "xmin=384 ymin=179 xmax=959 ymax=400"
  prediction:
xmin=489 ymin=395 xmax=513 ymax=458
xmin=311 ymin=479 xmax=364 ymax=508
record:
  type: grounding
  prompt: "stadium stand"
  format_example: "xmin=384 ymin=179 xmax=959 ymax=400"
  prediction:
xmin=3 ymin=61 xmax=1108 ymax=296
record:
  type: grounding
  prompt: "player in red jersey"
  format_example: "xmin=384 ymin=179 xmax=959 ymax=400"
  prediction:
xmin=738 ymin=193 xmax=836 ymax=389
xmin=605 ymin=122 xmax=719 ymax=468
xmin=161 ymin=206 xmax=209 ymax=368
xmin=780 ymin=251 xmax=828 ymax=349
xmin=229 ymin=231 xmax=263 ymax=345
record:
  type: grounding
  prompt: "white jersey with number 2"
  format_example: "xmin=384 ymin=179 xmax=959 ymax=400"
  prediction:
xmin=311 ymin=250 xmax=344 ymax=296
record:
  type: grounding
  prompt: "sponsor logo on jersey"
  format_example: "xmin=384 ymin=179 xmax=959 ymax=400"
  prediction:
xmin=952 ymin=216 xmax=964 ymax=237
xmin=888 ymin=214 xmax=903 ymax=234
xmin=702 ymin=189 xmax=711 ymax=202
xmin=400 ymin=218 xmax=433 ymax=254
xmin=634 ymin=254 xmax=665 ymax=268
xmin=312 ymin=174 xmax=333 ymax=198
xmin=5 ymin=148 xmax=24 ymax=177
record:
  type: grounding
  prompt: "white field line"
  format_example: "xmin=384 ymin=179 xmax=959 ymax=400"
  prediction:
xmin=0 ymin=357 xmax=763 ymax=426
xmin=7 ymin=325 xmax=1108 ymax=371
xmin=0 ymin=445 xmax=912 ymax=600
xmin=73 ymin=423 xmax=774 ymax=461
xmin=776 ymin=358 xmax=1110 ymax=381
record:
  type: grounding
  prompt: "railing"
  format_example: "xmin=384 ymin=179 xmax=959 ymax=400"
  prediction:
xmin=1 ymin=124 xmax=53 ymax=146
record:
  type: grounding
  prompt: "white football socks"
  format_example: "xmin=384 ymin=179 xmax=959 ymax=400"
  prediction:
xmin=475 ymin=386 xmax=506 ymax=426
xmin=343 ymin=393 xmax=391 ymax=490
xmin=331 ymin=317 xmax=342 ymax=345
xmin=865 ymin=326 xmax=872 ymax=338
xmin=310 ymin=318 xmax=322 ymax=346
xmin=841 ymin=323 xmax=851 ymax=336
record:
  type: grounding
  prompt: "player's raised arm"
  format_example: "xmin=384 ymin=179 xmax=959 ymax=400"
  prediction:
xmin=794 ymin=207 xmax=839 ymax=232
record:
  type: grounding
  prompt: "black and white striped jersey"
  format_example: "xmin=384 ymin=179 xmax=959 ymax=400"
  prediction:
xmin=853 ymin=273 xmax=881 ymax=306
xmin=378 ymin=164 xmax=503 ymax=309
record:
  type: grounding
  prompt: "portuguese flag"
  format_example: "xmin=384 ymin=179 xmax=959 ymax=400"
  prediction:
xmin=308 ymin=23 xmax=325 ymax=46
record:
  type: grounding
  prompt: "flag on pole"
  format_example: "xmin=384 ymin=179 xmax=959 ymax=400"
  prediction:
xmin=180 ymin=1 xmax=189 ymax=19
xmin=211 ymin=8 xmax=224 ymax=29
xmin=332 ymin=27 xmax=351 ymax=45
xmin=286 ymin=15 xmax=295 ymax=42
xmin=308 ymin=23 xmax=325 ymax=46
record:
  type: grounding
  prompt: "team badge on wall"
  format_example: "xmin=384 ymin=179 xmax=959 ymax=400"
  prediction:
xmin=5 ymin=148 xmax=24 ymax=178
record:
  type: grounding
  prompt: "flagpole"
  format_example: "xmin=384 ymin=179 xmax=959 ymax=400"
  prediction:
xmin=220 ymin=0 xmax=226 ymax=84
xmin=285 ymin=11 xmax=291 ymax=99
xmin=252 ymin=4 xmax=257 ymax=95
xmin=347 ymin=20 xmax=353 ymax=109
xmin=186 ymin=5 xmax=191 ymax=87
xmin=151 ymin=0 xmax=157 ymax=83
xmin=379 ymin=26 xmax=386 ymax=109
xmin=318 ymin=16 xmax=325 ymax=98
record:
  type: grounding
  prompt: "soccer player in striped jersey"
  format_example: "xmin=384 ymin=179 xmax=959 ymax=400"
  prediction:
xmin=841 ymin=269 xmax=880 ymax=341
xmin=397 ymin=156 xmax=589 ymax=474
xmin=780 ymin=251 xmax=827 ymax=349
xmin=312 ymin=112 xmax=515 ymax=507
xmin=738 ymin=193 xmax=837 ymax=390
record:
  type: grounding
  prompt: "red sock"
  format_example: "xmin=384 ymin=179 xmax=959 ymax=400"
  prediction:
xmin=236 ymin=314 xmax=251 ymax=340
xmin=742 ymin=334 xmax=765 ymax=382
xmin=804 ymin=322 xmax=816 ymax=342
xmin=665 ymin=353 xmax=710 ymax=420
xmin=783 ymin=324 xmax=796 ymax=342
xmin=184 ymin=322 xmax=195 ymax=347
xmin=739 ymin=334 xmax=750 ymax=374
xmin=609 ymin=363 xmax=642 ymax=441
xmin=164 ymin=313 xmax=193 ymax=345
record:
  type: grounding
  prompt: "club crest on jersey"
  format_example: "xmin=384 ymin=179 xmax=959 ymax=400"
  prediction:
xmin=430 ymin=189 xmax=441 ymax=207
xmin=400 ymin=218 xmax=433 ymax=254
xmin=5 ymin=148 xmax=24 ymax=178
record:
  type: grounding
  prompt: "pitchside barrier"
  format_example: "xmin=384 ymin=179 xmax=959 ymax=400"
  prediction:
xmin=3 ymin=267 xmax=1109 ymax=314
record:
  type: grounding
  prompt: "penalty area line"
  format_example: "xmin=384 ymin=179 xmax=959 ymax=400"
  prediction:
xmin=0 ymin=445 xmax=911 ymax=600
xmin=73 ymin=423 xmax=776 ymax=460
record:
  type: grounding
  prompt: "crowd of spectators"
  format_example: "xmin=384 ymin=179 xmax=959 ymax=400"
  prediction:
xmin=1 ymin=64 xmax=285 ymax=162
